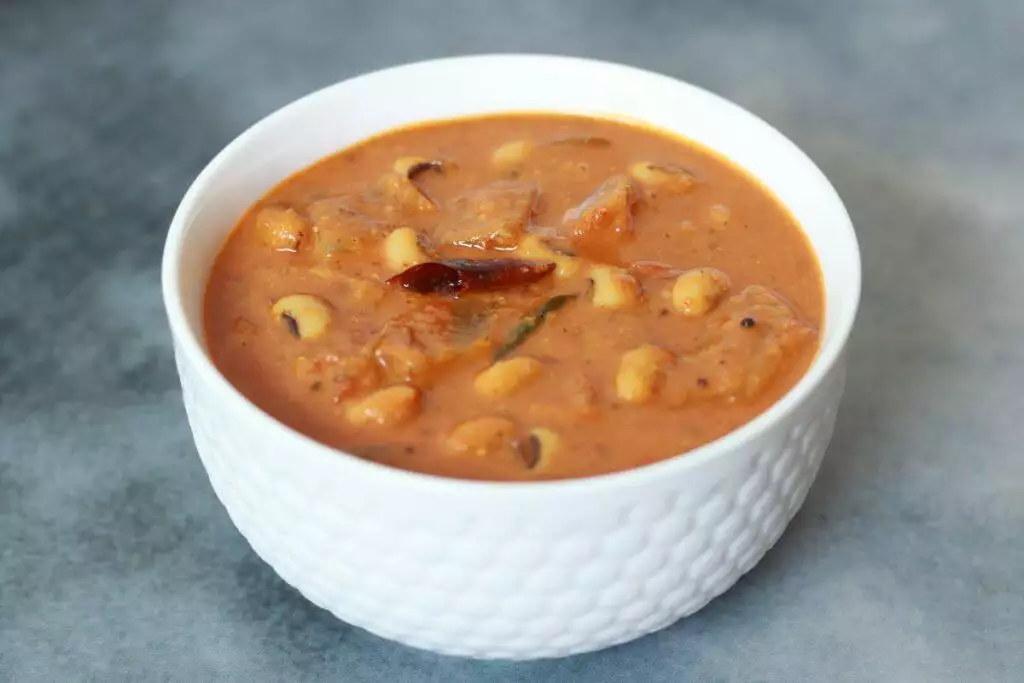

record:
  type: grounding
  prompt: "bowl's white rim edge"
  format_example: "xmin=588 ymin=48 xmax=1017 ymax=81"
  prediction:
xmin=161 ymin=53 xmax=862 ymax=499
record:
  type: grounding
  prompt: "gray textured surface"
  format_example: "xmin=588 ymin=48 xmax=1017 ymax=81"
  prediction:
xmin=1 ymin=0 xmax=1021 ymax=680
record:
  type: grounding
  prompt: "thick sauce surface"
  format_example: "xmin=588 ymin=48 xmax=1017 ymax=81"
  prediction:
xmin=205 ymin=114 xmax=824 ymax=481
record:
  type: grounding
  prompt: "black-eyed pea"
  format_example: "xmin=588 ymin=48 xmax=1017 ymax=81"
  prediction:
xmin=271 ymin=294 xmax=332 ymax=340
xmin=344 ymin=385 xmax=420 ymax=427
xmin=445 ymin=416 xmax=519 ymax=460
xmin=525 ymin=427 xmax=560 ymax=468
xmin=491 ymin=139 xmax=533 ymax=171
xmin=383 ymin=227 xmax=428 ymax=272
xmin=590 ymin=265 xmax=641 ymax=309
xmin=671 ymin=268 xmax=731 ymax=316
xmin=518 ymin=234 xmax=580 ymax=278
xmin=376 ymin=171 xmax=434 ymax=213
xmin=392 ymin=156 xmax=428 ymax=176
xmin=628 ymin=162 xmax=697 ymax=195
xmin=255 ymin=207 xmax=307 ymax=251
xmin=616 ymin=344 xmax=673 ymax=404
xmin=474 ymin=357 xmax=543 ymax=398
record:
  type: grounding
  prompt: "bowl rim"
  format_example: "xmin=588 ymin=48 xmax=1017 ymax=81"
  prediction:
xmin=162 ymin=53 xmax=861 ymax=498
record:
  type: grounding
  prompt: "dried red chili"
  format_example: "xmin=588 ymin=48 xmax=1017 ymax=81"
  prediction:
xmin=386 ymin=259 xmax=555 ymax=297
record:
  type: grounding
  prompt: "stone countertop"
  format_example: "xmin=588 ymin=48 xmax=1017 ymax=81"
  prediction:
xmin=1 ymin=1 xmax=1021 ymax=680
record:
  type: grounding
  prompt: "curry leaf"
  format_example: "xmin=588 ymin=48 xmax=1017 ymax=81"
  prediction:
xmin=494 ymin=294 xmax=577 ymax=361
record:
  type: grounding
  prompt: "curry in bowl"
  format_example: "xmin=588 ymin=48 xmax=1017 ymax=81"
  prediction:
xmin=204 ymin=114 xmax=823 ymax=481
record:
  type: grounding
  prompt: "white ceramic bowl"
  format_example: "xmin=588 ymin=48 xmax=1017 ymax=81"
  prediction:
xmin=162 ymin=55 xmax=860 ymax=660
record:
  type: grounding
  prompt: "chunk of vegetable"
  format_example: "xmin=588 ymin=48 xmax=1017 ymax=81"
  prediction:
xmin=563 ymin=175 xmax=637 ymax=259
xmin=449 ymin=298 xmax=499 ymax=346
xmin=387 ymin=259 xmax=555 ymax=298
xmin=474 ymin=356 xmax=543 ymax=398
xmin=671 ymin=268 xmax=731 ymax=316
xmin=255 ymin=207 xmax=307 ymax=251
xmin=439 ymin=181 xmax=539 ymax=249
xmin=491 ymin=140 xmax=534 ymax=171
xmin=494 ymin=294 xmax=577 ymax=361
xmin=616 ymin=344 xmax=673 ymax=404
xmin=271 ymin=294 xmax=332 ymax=340
xmin=308 ymin=199 xmax=389 ymax=259
xmin=344 ymin=385 xmax=420 ymax=427
xmin=589 ymin=265 xmax=641 ymax=309
xmin=445 ymin=416 xmax=521 ymax=461
xmin=383 ymin=226 xmax=429 ymax=272
xmin=666 ymin=286 xmax=816 ymax=404
xmin=381 ymin=303 xmax=457 ymax=357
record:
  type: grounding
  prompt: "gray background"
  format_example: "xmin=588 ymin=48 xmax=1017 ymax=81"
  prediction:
xmin=2 ymin=0 xmax=1021 ymax=681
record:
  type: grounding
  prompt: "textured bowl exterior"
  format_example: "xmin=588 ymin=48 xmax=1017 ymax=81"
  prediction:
xmin=176 ymin=343 xmax=845 ymax=658
xmin=163 ymin=55 xmax=860 ymax=660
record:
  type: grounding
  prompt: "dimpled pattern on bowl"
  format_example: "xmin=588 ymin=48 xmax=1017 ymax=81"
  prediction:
xmin=175 ymin=346 xmax=846 ymax=660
